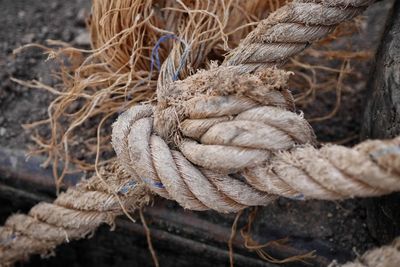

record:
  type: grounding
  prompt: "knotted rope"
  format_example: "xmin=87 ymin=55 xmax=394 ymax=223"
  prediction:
xmin=2 ymin=0 xmax=400 ymax=265
xmin=112 ymin=66 xmax=400 ymax=213
xmin=111 ymin=0 xmax=399 ymax=212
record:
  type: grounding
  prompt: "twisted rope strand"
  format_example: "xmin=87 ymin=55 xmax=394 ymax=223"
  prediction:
xmin=0 ymin=163 xmax=151 ymax=266
xmin=2 ymin=0 xmax=396 ymax=265
xmin=112 ymin=67 xmax=313 ymax=212
xmin=223 ymin=0 xmax=374 ymax=72
xmin=114 ymin=100 xmax=400 ymax=208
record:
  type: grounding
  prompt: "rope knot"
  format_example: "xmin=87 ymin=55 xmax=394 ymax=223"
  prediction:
xmin=112 ymin=66 xmax=317 ymax=212
xmin=153 ymin=67 xmax=297 ymax=146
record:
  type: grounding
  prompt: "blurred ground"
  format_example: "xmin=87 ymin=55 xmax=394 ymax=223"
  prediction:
xmin=0 ymin=0 xmax=91 ymax=149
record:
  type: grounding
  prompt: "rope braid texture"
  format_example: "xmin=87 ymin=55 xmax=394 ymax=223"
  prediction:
xmin=224 ymin=0 xmax=375 ymax=72
xmin=112 ymin=0 xmax=399 ymax=212
xmin=1 ymin=0 xmax=400 ymax=265
xmin=113 ymin=66 xmax=400 ymax=212
xmin=0 ymin=163 xmax=151 ymax=266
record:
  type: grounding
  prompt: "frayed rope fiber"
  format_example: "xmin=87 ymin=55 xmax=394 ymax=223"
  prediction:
xmin=1 ymin=0 xmax=400 ymax=266
xmin=111 ymin=0 xmax=399 ymax=212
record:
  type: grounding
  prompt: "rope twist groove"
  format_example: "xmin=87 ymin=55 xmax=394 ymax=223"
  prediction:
xmin=112 ymin=66 xmax=400 ymax=212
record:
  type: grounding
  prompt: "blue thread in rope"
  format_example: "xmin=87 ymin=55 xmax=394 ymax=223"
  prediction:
xmin=118 ymin=179 xmax=138 ymax=195
xmin=141 ymin=177 xmax=165 ymax=189
xmin=119 ymin=34 xmax=190 ymax=115
xmin=370 ymin=146 xmax=400 ymax=160
xmin=150 ymin=34 xmax=190 ymax=82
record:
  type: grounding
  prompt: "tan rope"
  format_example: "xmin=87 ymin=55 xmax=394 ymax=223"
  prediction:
xmin=109 ymin=0 xmax=399 ymax=212
xmin=3 ymin=0 xmax=398 ymax=265
xmin=112 ymin=68 xmax=400 ymax=211
xmin=0 ymin=162 xmax=151 ymax=266
xmin=329 ymin=238 xmax=400 ymax=267
xmin=112 ymin=68 xmax=313 ymax=212
xmin=223 ymin=0 xmax=374 ymax=73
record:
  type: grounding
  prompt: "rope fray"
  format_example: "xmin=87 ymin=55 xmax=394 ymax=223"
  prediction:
xmin=154 ymin=67 xmax=298 ymax=145
xmin=228 ymin=208 xmax=316 ymax=267
xmin=111 ymin=0 xmax=396 ymax=213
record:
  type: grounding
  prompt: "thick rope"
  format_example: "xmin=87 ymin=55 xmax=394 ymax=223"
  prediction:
xmin=112 ymin=67 xmax=400 ymax=212
xmin=0 ymin=162 xmax=151 ymax=266
xmin=109 ymin=0 xmax=398 ymax=212
xmin=113 ymin=68 xmax=315 ymax=212
xmin=329 ymin=238 xmax=400 ymax=267
xmin=223 ymin=0 xmax=375 ymax=73
xmin=3 ymin=0 xmax=397 ymax=265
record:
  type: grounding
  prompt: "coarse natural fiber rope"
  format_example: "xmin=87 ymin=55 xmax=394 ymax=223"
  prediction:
xmin=19 ymin=0 xmax=272 ymax=192
xmin=2 ymin=0 xmax=399 ymax=265
xmin=113 ymin=67 xmax=306 ymax=212
xmin=110 ymin=0 xmax=399 ymax=212
xmin=112 ymin=66 xmax=400 ymax=212
xmin=0 ymin=162 xmax=151 ymax=266
xmin=329 ymin=238 xmax=400 ymax=267
xmin=224 ymin=0 xmax=375 ymax=73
